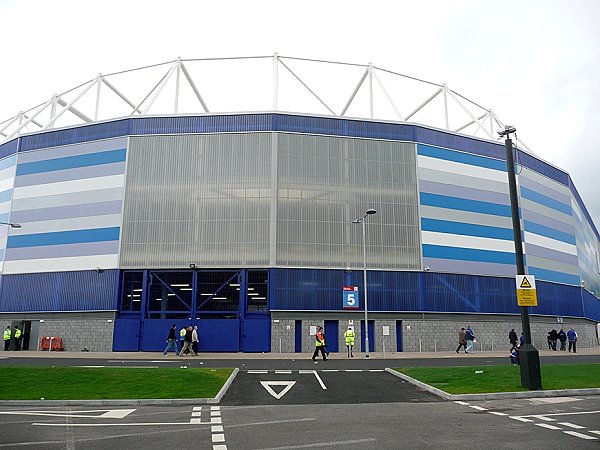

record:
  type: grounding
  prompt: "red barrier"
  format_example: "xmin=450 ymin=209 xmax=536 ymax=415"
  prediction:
xmin=40 ymin=336 xmax=50 ymax=351
xmin=39 ymin=336 xmax=63 ymax=351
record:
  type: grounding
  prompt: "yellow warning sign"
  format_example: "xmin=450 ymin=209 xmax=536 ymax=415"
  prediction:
xmin=516 ymin=275 xmax=537 ymax=307
xmin=519 ymin=277 xmax=532 ymax=289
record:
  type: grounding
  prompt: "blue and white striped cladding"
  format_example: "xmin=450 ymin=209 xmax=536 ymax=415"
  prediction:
xmin=519 ymin=168 xmax=580 ymax=285
xmin=418 ymin=143 xmax=517 ymax=276
xmin=0 ymin=154 xmax=17 ymax=271
xmin=3 ymin=138 xmax=127 ymax=274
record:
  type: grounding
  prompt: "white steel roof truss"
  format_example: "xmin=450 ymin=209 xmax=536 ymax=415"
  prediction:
xmin=140 ymin=63 xmax=177 ymax=115
xmin=340 ymin=67 xmax=369 ymax=116
xmin=102 ymin=77 xmax=142 ymax=115
xmin=404 ymin=86 xmax=443 ymax=121
xmin=44 ymin=80 xmax=97 ymax=130
xmin=372 ymin=69 xmax=405 ymax=121
xmin=180 ymin=62 xmax=209 ymax=113
xmin=446 ymin=88 xmax=494 ymax=140
xmin=278 ymin=59 xmax=336 ymax=116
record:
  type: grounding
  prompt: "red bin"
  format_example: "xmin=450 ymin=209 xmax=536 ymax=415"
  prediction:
xmin=40 ymin=336 xmax=50 ymax=351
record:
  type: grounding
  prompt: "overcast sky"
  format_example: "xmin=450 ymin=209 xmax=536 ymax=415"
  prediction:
xmin=1 ymin=0 xmax=598 ymax=226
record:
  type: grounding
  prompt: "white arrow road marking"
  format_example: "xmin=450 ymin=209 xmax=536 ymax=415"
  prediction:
xmin=0 ymin=409 xmax=135 ymax=419
xmin=298 ymin=370 xmax=327 ymax=390
xmin=260 ymin=381 xmax=296 ymax=399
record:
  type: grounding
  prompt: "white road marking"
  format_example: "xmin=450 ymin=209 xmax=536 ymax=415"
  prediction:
xmin=257 ymin=438 xmax=377 ymax=449
xmin=211 ymin=417 xmax=222 ymax=424
xmin=213 ymin=446 xmax=228 ymax=450
xmin=322 ymin=370 xmax=339 ymax=372
xmin=211 ymin=406 xmax=220 ymax=410
xmin=248 ymin=370 xmax=268 ymax=374
xmin=74 ymin=365 xmax=105 ymax=368
xmin=35 ymin=422 xmax=209 ymax=427
xmin=193 ymin=406 xmax=203 ymax=411
xmin=275 ymin=371 xmax=292 ymax=374
xmin=0 ymin=409 xmax=135 ymax=419
xmin=509 ymin=416 xmax=533 ymax=423
xmin=558 ymin=422 xmax=585 ymax=429
xmin=211 ymin=411 xmax=221 ymax=417
xmin=190 ymin=418 xmax=202 ymax=424
xmin=191 ymin=412 xmax=202 ymax=417
xmin=488 ymin=412 xmax=508 ymax=416
xmin=368 ymin=369 xmax=384 ymax=372
xmin=298 ymin=370 xmax=327 ymax=389
xmin=529 ymin=397 xmax=582 ymax=404
xmin=520 ymin=410 xmax=600 ymax=418
xmin=589 ymin=431 xmax=600 ymax=436
xmin=535 ymin=423 xmax=562 ymax=430
xmin=212 ymin=425 xmax=224 ymax=432
xmin=260 ymin=381 xmax=296 ymax=399
xmin=212 ymin=434 xmax=225 ymax=443
xmin=469 ymin=406 xmax=488 ymax=411
xmin=344 ymin=369 xmax=362 ymax=372
xmin=563 ymin=431 xmax=597 ymax=440
xmin=454 ymin=401 xmax=470 ymax=406
xmin=531 ymin=416 xmax=555 ymax=422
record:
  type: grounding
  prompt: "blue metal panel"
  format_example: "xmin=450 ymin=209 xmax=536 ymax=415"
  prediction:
xmin=16 ymin=149 xmax=126 ymax=175
xmin=423 ymin=245 xmax=515 ymax=265
xmin=517 ymin=150 xmax=569 ymax=185
xmin=295 ymin=320 xmax=302 ymax=353
xmin=197 ymin=319 xmax=240 ymax=352
xmin=417 ymin=144 xmax=506 ymax=171
xmin=535 ymin=281 xmax=584 ymax=317
xmin=0 ymin=139 xmax=18 ymax=160
xmin=140 ymin=319 xmax=192 ymax=352
xmin=396 ymin=320 xmax=403 ymax=352
xmin=7 ymin=227 xmax=120 ymax=248
xmin=569 ymin=179 xmax=600 ymax=240
xmin=422 ymin=218 xmax=514 ymax=240
xmin=113 ymin=319 xmax=141 ymax=351
xmin=360 ymin=320 xmax=375 ymax=352
xmin=242 ymin=317 xmax=270 ymax=352
xmin=0 ymin=269 xmax=119 ymax=312
xmin=420 ymin=193 xmax=512 ymax=216
xmin=581 ymin=289 xmax=600 ymax=321
xmin=324 ymin=320 xmax=339 ymax=352
xmin=521 ymin=187 xmax=572 ymax=215
xmin=129 ymin=114 xmax=273 ymax=135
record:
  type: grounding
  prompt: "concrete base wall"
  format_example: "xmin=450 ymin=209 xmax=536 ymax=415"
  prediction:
xmin=270 ymin=313 xmax=600 ymax=354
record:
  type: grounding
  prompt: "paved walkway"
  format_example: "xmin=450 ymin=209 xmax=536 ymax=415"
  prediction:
xmin=2 ymin=347 xmax=600 ymax=360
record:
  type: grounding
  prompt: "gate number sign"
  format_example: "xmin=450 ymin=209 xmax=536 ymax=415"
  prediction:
xmin=343 ymin=286 xmax=359 ymax=309
xmin=516 ymin=275 xmax=538 ymax=307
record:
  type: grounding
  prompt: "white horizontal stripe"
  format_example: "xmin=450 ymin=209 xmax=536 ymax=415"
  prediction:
xmin=210 ymin=407 xmax=220 ymax=411
xmin=558 ymin=422 xmax=585 ymax=429
xmin=16 ymin=214 xmax=122 ymax=235
xmin=211 ymin=434 xmax=225 ymax=443
xmin=524 ymin=232 xmax=578 ymax=256
xmin=535 ymin=423 xmax=562 ymax=430
xmin=190 ymin=418 xmax=202 ymax=424
xmin=418 ymin=155 xmax=508 ymax=183
xmin=510 ymin=417 xmax=533 ymax=423
xmin=469 ymin=406 xmax=488 ymax=411
xmin=191 ymin=412 xmax=202 ymax=417
xmin=0 ymin=177 xmax=14 ymax=192
xmin=211 ymin=425 xmax=224 ymax=433
xmin=247 ymin=370 xmax=267 ymax=374
xmin=193 ymin=407 xmax=203 ymax=411
xmin=488 ymin=412 xmax=508 ymax=416
xmin=12 ymin=174 xmax=125 ymax=200
xmin=562 ymin=431 xmax=597 ymax=440
xmin=454 ymin=401 xmax=470 ymax=405
xmin=2 ymin=254 xmax=119 ymax=274
xmin=422 ymin=231 xmax=516 ymax=252
xmin=0 ymin=165 xmax=16 ymax=181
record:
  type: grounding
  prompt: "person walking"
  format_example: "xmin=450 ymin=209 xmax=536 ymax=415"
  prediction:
xmin=558 ymin=328 xmax=567 ymax=351
xmin=3 ymin=326 xmax=11 ymax=351
xmin=163 ymin=324 xmax=178 ymax=356
xmin=508 ymin=329 xmax=518 ymax=352
xmin=519 ymin=332 xmax=525 ymax=347
xmin=179 ymin=326 xmax=197 ymax=356
xmin=549 ymin=328 xmax=558 ymax=351
xmin=311 ymin=326 xmax=327 ymax=362
xmin=179 ymin=326 xmax=188 ymax=355
xmin=465 ymin=326 xmax=475 ymax=354
xmin=567 ymin=328 xmax=578 ymax=353
xmin=456 ymin=327 xmax=467 ymax=353
xmin=546 ymin=331 xmax=552 ymax=350
xmin=344 ymin=326 xmax=355 ymax=357
xmin=192 ymin=325 xmax=199 ymax=355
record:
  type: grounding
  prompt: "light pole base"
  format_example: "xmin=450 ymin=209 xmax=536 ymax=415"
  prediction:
xmin=519 ymin=344 xmax=542 ymax=390
xmin=365 ymin=354 xmax=369 ymax=358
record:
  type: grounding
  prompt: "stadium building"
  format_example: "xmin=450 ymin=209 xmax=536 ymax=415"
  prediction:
xmin=0 ymin=56 xmax=599 ymax=353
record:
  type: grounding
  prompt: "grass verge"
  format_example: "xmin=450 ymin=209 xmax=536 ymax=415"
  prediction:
xmin=396 ymin=364 xmax=600 ymax=394
xmin=0 ymin=366 xmax=234 ymax=400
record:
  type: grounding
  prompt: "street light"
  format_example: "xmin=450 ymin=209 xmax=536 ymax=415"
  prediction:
xmin=352 ymin=208 xmax=377 ymax=358
xmin=0 ymin=222 xmax=21 ymax=228
xmin=498 ymin=125 xmax=542 ymax=390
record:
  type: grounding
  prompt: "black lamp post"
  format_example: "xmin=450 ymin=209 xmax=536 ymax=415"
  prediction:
xmin=499 ymin=125 xmax=542 ymax=390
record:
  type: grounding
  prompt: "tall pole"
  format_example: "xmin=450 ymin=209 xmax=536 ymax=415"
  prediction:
xmin=502 ymin=126 xmax=542 ymax=390
xmin=361 ymin=218 xmax=369 ymax=358
xmin=353 ymin=208 xmax=376 ymax=358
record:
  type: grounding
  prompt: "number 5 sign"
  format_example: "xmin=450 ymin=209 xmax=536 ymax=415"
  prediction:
xmin=343 ymin=286 xmax=359 ymax=309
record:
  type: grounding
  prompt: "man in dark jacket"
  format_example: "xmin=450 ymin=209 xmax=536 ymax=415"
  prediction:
xmin=456 ymin=328 xmax=467 ymax=353
xmin=558 ymin=328 xmax=567 ymax=351
xmin=509 ymin=329 xmax=518 ymax=351
xmin=549 ymin=329 xmax=558 ymax=351
xmin=163 ymin=324 xmax=179 ymax=356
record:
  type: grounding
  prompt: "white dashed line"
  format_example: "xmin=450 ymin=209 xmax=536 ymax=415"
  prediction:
xmin=212 ymin=426 xmax=224 ymax=433
xmin=558 ymin=422 xmax=585 ymax=429
xmin=190 ymin=418 xmax=202 ymax=424
xmin=563 ymin=431 xmax=597 ymax=440
xmin=509 ymin=416 xmax=534 ymax=423
xmin=368 ymin=369 xmax=384 ymax=372
xmin=322 ymin=369 xmax=339 ymax=372
xmin=275 ymin=371 xmax=292 ymax=374
xmin=212 ymin=434 xmax=226 ymax=443
xmin=345 ymin=369 xmax=362 ymax=372
xmin=589 ymin=431 xmax=600 ymax=436
xmin=454 ymin=401 xmax=470 ymax=406
xmin=209 ymin=407 xmax=227 ymax=449
xmin=488 ymin=412 xmax=509 ymax=416
xmin=532 ymin=416 xmax=555 ymax=422
xmin=535 ymin=423 xmax=563 ymax=430
xmin=211 ymin=417 xmax=222 ymax=424
xmin=469 ymin=406 xmax=488 ymax=411
xmin=248 ymin=370 xmax=267 ymax=374
xmin=191 ymin=411 xmax=202 ymax=417
xmin=211 ymin=411 xmax=222 ymax=417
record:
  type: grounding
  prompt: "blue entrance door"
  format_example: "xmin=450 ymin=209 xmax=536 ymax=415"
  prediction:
xmin=324 ymin=320 xmax=339 ymax=352
xmin=361 ymin=320 xmax=375 ymax=353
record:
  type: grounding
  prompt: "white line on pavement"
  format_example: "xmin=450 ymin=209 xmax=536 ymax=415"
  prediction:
xmin=589 ymin=431 xmax=600 ymax=436
xmin=454 ymin=401 xmax=470 ymax=406
xmin=558 ymin=422 xmax=585 ymax=429
xmin=563 ymin=431 xmax=597 ymax=440
xmin=312 ymin=371 xmax=327 ymax=390
xmin=248 ymin=370 xmax=268 ymax=374
xmin=520 ymin=410 xmax=600 ymax=418
xmin=488 ymin=412 xmax=508 ymax=416
xmin=275 ymin=371 xmax=292 ymax=374
xmin=509 ymin=417 xmax=533 ymax=423
xmin=531 ymin=416 xmax=555 ymax=422
xmin=212 ymin=434 xmax=225 ymax=443
xmin=211 ymin=426 xmax=224 ymax=433
xmin=535 ymin=423 xmax=562 ymax=430
xmin=469 ymin=406 xmax=488 ymax=411
xmin=322 ymin=370 xmax=339 ymax=372
xmin=256 ymin=438 xmax=377 ymax=449
xmin=34 ymin=422 xmax=210 ymax=427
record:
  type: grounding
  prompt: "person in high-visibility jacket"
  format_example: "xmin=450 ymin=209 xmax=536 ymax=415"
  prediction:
xmin=311 ymin=326 xmax=327 ymax=362
xmin=344 ymin=326 xmax=355 ymax=358
xmin=14 ymin=326 xmax=22 ymax=351
xmin=179 ymin=327 xmax=188 ymax=355
xmin=3 ymin=326 xmax=11 ymax=351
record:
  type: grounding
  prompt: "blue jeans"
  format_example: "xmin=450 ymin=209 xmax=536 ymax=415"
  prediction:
xmin=163 ymin=339 xmax=178 ymax=355
xmin=466 ymin=340 xmax=474 ymax=353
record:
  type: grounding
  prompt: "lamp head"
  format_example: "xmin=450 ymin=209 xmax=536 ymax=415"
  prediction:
xmin=366 ymin=208 xmax=377 ymax=215
xmin=189 ymin=263 xmax=196 ymax=269
xmin=497 ymin=125 xmax=516 ymax=137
